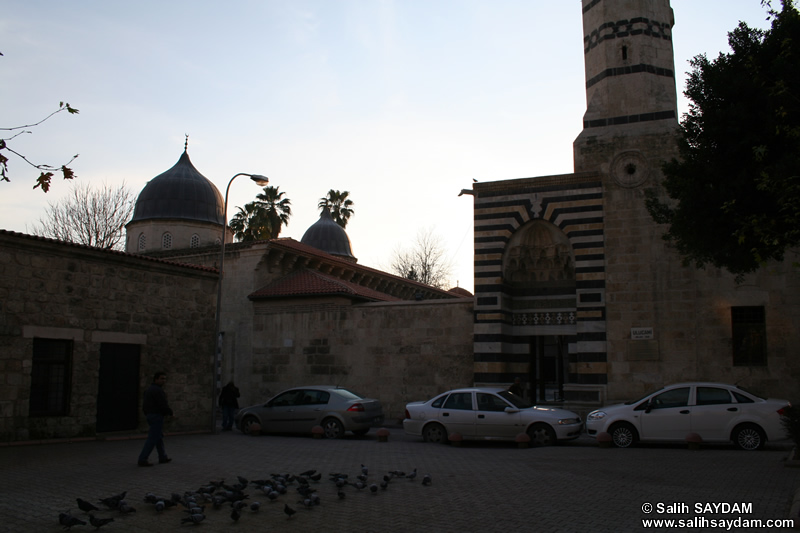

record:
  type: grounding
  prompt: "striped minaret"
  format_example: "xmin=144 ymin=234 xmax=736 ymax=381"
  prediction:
xmin=574 ymin=0 xmax=679 ymax=175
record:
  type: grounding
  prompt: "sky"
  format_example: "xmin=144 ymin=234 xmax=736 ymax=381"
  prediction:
xmin=1 ymin=1 xmax=775 ymax=293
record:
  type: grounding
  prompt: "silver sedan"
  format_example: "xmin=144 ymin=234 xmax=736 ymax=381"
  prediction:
xmin=235 ymin=386 xmax=384 ymax=439
xmin=403 ymin=387 xmax=583 ymax=446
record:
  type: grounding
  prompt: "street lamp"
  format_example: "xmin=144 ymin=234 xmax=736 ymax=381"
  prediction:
xmin=212 ymin=173 xmax=269 ymax=433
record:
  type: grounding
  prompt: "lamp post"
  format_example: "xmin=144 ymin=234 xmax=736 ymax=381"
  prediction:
xmin=212 ymin=173 xmax=269 ymax=433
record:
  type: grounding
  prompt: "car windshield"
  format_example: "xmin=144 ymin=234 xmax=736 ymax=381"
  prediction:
xmin=332 ymin=388 xmax=364 ymax=400
xmin=496 ymin=390 xmax=531 ymax=408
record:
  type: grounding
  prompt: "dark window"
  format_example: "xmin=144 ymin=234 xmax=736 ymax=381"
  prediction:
xmin=477 ymin=393 xmax=510 ymax=412
xmin=649 ymin=387 xmax=689 ymax=410
xmin=732 ymin=391 xmax=754 ymax=404
xmin=696 ymin=387 xmax=732 ymax=406
xmin=731 ymin=306 xmax=767 ymax=366
xmin=622 ymin=45 xmax=628 ymax=60
xmin=30 ymin=338 xmax=72 ymax=416
xmin=443 ymin=392 xmax=473 ymax=411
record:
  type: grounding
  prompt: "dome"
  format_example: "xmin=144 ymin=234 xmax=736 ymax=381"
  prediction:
xmin=301 ymin=208 xmax=357 ymax=262
xmin=130 ymin=151 xmax=224 ymax=224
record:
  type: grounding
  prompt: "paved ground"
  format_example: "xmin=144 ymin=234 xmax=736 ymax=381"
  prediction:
xmin=1 ymin=427 xmax=797 ymax=532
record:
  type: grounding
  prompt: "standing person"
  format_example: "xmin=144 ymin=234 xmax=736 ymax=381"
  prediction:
xmin=508 ymin=377 xmax=524 ymax=398
xmin=137 ymin=371 xmax=173 ymax=467
xmin=218 ymin=380 xmax=240 ymax=431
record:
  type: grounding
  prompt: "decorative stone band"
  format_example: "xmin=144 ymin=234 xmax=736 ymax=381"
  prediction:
xmin=586 ymin=63 xmax=674 ymax=89
xmin=583 ymin=109 xmax=676 ymax=129
xmin=584 ymin=18 xmax=672 ymax=53
xmin=512 ymin=312 xmax=577 ymax=326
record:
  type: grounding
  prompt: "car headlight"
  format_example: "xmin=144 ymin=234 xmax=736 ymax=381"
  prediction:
xmin=587 ymin=411 xmax=606 ymax=421
xmin=558 ymin=418 xmax=581 ymax=425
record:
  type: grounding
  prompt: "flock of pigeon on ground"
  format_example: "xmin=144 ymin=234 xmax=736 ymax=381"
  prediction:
xmin=58 ymin=464 xmax=432 ymax=529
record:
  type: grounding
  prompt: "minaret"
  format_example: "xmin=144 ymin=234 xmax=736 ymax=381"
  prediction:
xmin=573 ymin=0 xmax=679 ymax=183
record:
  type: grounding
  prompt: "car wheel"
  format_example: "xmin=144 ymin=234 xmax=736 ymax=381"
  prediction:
xmin=733 ymin=424 xmax=766 ymax=451
xmin=239 ymin=415 xmax=259 ymax=435
xmin=422 ymin=423 xmax=447 ymax=444
xmin=322 ymin=417 xmax=345 ymax=439
xmin=609 ymin=422 xmax=638 ymax=448
xmin=527 ymin=423 xmax=556 ymax=447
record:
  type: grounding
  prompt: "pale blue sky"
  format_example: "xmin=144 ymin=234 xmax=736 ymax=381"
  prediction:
xmin=1 ymin=1 xmax=772 ymax=292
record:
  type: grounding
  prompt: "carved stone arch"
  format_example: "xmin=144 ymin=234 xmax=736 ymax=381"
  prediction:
xmin=502 ymin=220 xmax=574 ymax=287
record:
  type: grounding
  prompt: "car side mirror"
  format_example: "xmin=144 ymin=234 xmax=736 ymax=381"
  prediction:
xmin=644 ymin=399 xmax=653 ymax=414
xmin=504 ymin=407 xmax=520 ymax=414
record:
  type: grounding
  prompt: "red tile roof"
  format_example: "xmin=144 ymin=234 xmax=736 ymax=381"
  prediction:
xmin=249 ymin=269 xmax=401 ymax=302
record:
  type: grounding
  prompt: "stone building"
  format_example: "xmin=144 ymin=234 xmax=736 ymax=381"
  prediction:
xmin=470 ymin=0 xmax=799 ymax=406
xmin=0 ymin=230 xmax=218 ymax=441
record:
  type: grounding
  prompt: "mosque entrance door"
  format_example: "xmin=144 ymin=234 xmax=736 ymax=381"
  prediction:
xmin=96 ymin=343 xmax=141 ymax=432
xmin=528 ymin=336 xmax=567 ymax=403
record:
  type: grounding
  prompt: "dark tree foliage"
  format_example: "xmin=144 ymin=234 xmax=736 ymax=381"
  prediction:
xmin=229 ymin=186 xmax=291 ymax=242
xmin=646 ymin=0 xmax=800 ymax=278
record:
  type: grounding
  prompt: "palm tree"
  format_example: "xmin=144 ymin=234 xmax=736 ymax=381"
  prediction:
xmin=229 ymin=203 xmax=272 ymax=241
xmin=229 ymin=186 xmax=291 ymax=241
xmin=318 ymin=189 xmax=354 ymax=228
xmin=256 ymin=185 xmax=292 ymax=238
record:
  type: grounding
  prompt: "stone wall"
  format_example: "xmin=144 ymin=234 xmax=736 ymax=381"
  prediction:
xmin=0 ymin=231 xmax=218 ymax=442
xmin=245 ymin=297 xmax=475 ymax=421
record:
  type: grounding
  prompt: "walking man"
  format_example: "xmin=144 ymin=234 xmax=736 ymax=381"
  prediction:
xmin=137 ymin=371 xmax=173 ymax=467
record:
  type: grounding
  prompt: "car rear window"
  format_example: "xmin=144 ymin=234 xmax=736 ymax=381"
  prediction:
xmin=733 ymin=391 xmax=755 ymax=403
xmin=332 ymin=388 xmax=364 ymax=400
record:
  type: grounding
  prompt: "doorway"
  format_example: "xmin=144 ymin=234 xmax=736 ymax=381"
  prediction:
xmin=96 ymin=343 xmax=141 ymax=432
xmin=528 ymin=336 xmax=568 ymax=403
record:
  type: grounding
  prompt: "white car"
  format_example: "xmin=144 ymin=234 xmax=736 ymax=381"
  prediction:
xmin=586 ymin=382 xmax=790 ymax=450
xmin=403 ymin=387 xmax=583 ymax=446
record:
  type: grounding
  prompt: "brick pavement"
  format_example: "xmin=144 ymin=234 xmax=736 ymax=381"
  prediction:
xmin=0 ymin=428 xmax=797 ymax=532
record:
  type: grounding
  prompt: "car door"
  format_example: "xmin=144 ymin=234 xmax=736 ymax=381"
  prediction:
xmin=475 ymin=392 xmax=520 ymax=438
xmin=639 ymin=387 xmax=691 ymax=441
xmin=289 ymin=389 xmax=332 ymax=432
xmin=438 ymin=392 xmax=476 ymax=436
xmin=690 ymin=386 xmax=740 ymax=441
xmin=261 ymin=389 xmax=305 ymax=432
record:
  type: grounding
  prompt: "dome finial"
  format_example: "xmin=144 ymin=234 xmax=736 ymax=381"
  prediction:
xmin=184 ymin=134 xmax=189 ymax=152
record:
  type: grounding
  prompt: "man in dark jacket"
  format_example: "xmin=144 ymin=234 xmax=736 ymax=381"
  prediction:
xmin=137 ymin=371 xmax=173 ymax=466
xmin=218 ymin=381 xmax=240 ymax=431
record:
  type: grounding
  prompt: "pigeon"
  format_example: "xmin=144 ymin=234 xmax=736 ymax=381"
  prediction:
xmin=284 ymin=503 xmax=296 ymax=518
xmin=88 ymin=514 xmax=114 ymax=529
xmin=117 ymin=500 xmax=136 ymax=514
xmin=98 ymin=491 xmax=126 ymax=510
xmin=309 ymin=472 xmax=322 ymax=482
xmin=230 ymin=508 xmax=241 ymax=521
xmin=407 ymin=468 xmax=418 ymax=481
xmin=155 ymin=500 xmax=166 ymax=513
xmin=369 ymin=484 xmax=378 ymax=493
xmin=77 ymin=498 xmax=100 ymax=513
xmin=422 ymin=474 xmax=432 ymax=486
xmin=299 ymin=469 xmax=316 ymax=477
xmin=266 ymin=491 xmax=279 ymax=501
xmin=380 ymin=480 xmax=389 ymax=490
xmin=58 ymin=512 xmax=87 ymax=529
xmin=337 ymin=489 xmax=346 ymax=500
xmin=250 ymin=501 xmax=261 ymax=512
xmin=237 ymin=475 xmax=249 ymax=486
xmin=361 ymin=464 xmax=369 ymax=476
xmin=180 ymin=513 xmax=205 ymax=524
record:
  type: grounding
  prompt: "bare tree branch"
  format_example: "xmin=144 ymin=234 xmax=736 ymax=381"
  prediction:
xmin=28 ymin=181 xmax=135 ymax=250
xmin=389 ymin=227 xmax=454 ymax=289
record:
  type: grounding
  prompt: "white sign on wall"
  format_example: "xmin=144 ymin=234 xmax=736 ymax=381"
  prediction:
xmin=631 ymin=327 xmax=654 ymax=340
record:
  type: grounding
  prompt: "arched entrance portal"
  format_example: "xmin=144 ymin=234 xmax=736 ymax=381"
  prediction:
xmin=503 ymin=220 xmax=576 ymax=403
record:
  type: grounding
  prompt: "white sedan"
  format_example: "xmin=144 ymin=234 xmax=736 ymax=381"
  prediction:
xmin=586 ymin=382 xmax=790 ymax=450
xmin=403 ymin=387 xmax=583 ymax=446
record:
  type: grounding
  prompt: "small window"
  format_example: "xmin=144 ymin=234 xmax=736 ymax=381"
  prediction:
xmin=431 ymin=395 xmax=447 ymax=408
xmin=138 ymin=233 xmax=146 ymax=251
xmin=443 ymin=392 xmax=473 ymax=411
xmin=649 ymin=387 xmax=689 ymax=410
xmin=732 ymin=306 xmax=767 ymax=366
xmin=622 ymin=45 xmax=628 ymax=60
xmin=162 ymin=232 xmax=172 ymax=250
xmin=732 ymin=391 xmax=755 ymax=404
xmin=696 ymin=387 xmax=732 ymax=406
xmin=190 ymin=234 xmax=200 ymax=248
xmin=30 ymin=338 xmax=72 ymax=416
